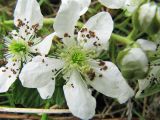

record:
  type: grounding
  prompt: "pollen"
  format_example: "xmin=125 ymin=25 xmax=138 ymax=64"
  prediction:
xmin=8 ymin=39 xmax=29 ymax=57
xmin=71 ymin=50 xmax=86 ymax=64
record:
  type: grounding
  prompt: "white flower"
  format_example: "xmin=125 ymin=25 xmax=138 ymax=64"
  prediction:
xmin=0 ymin=0 xmax=53 ymax=97
xmin=138 ymin=2 xmax=157 ymax=29
xmin=19 ymin=0 xmax=134 ymax=119
xmin=135 ymin=39 xmax=159 ymax=97
xmin=98 ymin=0 xmax=142 ymax=15
xmin=136 ymin=39 xmax=157 ymax=51
xmin=119 ymin=48 xmax=149 ymax=79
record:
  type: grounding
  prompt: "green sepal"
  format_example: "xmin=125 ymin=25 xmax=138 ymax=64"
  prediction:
xmin=137 ymin=83 xmax=160 ymax=98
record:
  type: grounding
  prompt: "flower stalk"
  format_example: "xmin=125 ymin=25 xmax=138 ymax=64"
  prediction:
xmin=41 ymin=101 xmax=50 ymax=120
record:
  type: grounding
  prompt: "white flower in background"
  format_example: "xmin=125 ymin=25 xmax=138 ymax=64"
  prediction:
xmin=98 ymin=0 xmax=142 ymax=15
xmin=135 ymin=39 xmax=159 ymax=97
xmin=19 ymin=0 xmax=134 ymax=119
xmin=138 ymin=2 xmax=157 ymax=29
xmin=119 ymin=48 xmax=149 ymax=79
xmin=136 ymin=39 xmax=157 ymax=52
xmin=120 ymin=39 xmax=157 ymax=80
xmin=0 ymin=0 xmax=53 ymax=97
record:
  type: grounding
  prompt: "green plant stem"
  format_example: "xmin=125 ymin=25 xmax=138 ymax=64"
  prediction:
xmin=128 ymin=28 xmax=138 ymax=40
xmin=127 ymin=10 xmax=139 ymax=40
xmin=111 ymin=33 xmax=133 ymax=45
xmin=3 ymin=19 xmax=133 ymax=45
xmin=41 ymin=101 xmax=50 ymax=120
xmin=3 ymin=18 xmax=54 ymax=26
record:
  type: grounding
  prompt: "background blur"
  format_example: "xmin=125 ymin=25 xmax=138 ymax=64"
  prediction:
xmin=0 ymin=0 xmax=160 ymax=120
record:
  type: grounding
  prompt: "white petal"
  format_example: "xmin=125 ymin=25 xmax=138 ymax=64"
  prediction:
xmin=31 ymin=33 xmax=55 ymax=55
xmin=53 ymin=0 xmax=81 ymax=37
xmin=14 ymin=0 xmax=43 ymax=29
xmin=62 ymin=0 xmax=91 ymax=15
xmin=136 ymin=39 xmax=157 ymax=51
xmin=0 ymin=60 xmax=20 ymax=92
xmin=124 ymin=0 xmax=141 ymax=15
xmin=37 ymin=80 xmax=55 ymax=99
xmin=63 ymin=70 xmax=96 ymax=119
xmin=98 ymin=0 xmax=126 ymax=9
xmin=121 ymin=48 xmax=148 ymax=73
xmin=139 ymin=3 xmax=156 ymax=27
xmin=78 ymin=12 xmax=113 ymax=52
xmin=87 ymin=61 xmax=134 ymax=104
xmin=19 ymin=56 xmax=64 ymax=88
xmin=14 ymin=0 xmax=43 ymax=36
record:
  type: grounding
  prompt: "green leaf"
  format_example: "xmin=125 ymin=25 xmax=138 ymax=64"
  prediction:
xmin=51 ymin=76 xmax=66 ymax=106
xmin=13 ymin=80 xmax=45 ymax=108
xmin=137 ymin=84 xmax=160 ymax=98
xmin=52 ymin=86 xmax=65 ymax=106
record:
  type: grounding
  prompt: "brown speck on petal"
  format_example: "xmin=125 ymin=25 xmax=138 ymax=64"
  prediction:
xmin=102 ymin=66 xmax=108 ymax=71
xmin=86 ymin=69 xmax=96 ymax=81
xmin=71 ymin=84 xmax=74 ymax=88
xmin=99 ymin=74 xmax=103 ymax=77
xmin=64 ymin=33 xmax=70 ymax=37
xmin=2 ymin=70 xmax=6 ymax=72
xmin=99 ymin=61 xmax=105 ymax=66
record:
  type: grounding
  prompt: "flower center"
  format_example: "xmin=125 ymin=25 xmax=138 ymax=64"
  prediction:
xmin=60 ymin=46 xmax=91 ymax=71
xmin=8 ymin=39 xmax=29 ymax=58
xmin=71 ymin=50 xmax=86 ymax=64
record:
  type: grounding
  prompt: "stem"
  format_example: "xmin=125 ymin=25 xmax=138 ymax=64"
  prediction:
xmin=127 ymin=28 xmax=138 ymax=40
xmin=3 ymin=18 xmax=54 ymax=26
xmin=111 ymin=33 xmax=133 ymax=45
xmin=127 ymin=10 xmax=139 ymax=40
xmin=41 ymin=101 xmax=50 ymax=120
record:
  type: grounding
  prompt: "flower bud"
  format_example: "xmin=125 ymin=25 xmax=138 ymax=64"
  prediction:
xmin=136 ymin=39 xmax=157 ymax=51
xmin=117 ymin=48 xmax=149 ymax=79
xmin=124 ymin=0 xmax=143 ymax=16
xmin=138 ymin=2 xmax=157 ymax=31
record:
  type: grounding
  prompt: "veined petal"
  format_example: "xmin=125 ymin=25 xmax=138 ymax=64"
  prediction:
xmin=78 ymin=12 xmax=113 ymax=53
xmin=138 ymin=3 xmax=156 ymax=28
xmin=53 ymin=0 xmax=81 ymax=38
xmin=121 ymin=48 xmax=148 ymax=73
xmin=31 ymin=33 xmax=55 ymax=55
xmin=87 ymin=60 xmax=134 ymax=104
xmin=37 ymin=80 xmax=55 ymax=99
xmin=0 ymin=60 xmax=20 ymax=92
xmin=136 ymin=39 xmax=157 ymax=51
xmin=62 ymin=0 xmax=91 ymax=15
xmin=14 ymin=0 xmax=43 ymax=36
xmin=98 ymin=0 xmax=126 ymax=9
xmin=19 ymin=56 xmax=64 ymax=88
xmin=63 ymin=70 xmax=96 ymax=119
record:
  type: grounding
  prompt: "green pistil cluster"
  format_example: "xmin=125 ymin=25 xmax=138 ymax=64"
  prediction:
xmin=8 ymin=39 xmax=29 ymax=58
xmin=71 ymin=50 xmax=86 ymax=64
xmin=61 ymin=46 xmax=90 ymax=72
